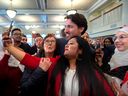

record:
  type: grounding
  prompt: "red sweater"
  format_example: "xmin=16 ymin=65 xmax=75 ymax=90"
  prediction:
xmin=21 ymin=53 xmax=61 ymax=96
xmin=123 ymin=72 xmax=128 ymax=84
xmin=21 ymin=53 xmax=115 ymax=96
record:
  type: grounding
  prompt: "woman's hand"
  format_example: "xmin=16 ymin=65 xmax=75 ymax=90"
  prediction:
xmin=2 ymin=36 xmax=12 ymax=47
xmin=111 ymin=78 xmax=127 ymax=96
xmin=39 ymin=58 xmax=52 ymax=72
xmin=4 ymin=49 xmax=10 ymax=55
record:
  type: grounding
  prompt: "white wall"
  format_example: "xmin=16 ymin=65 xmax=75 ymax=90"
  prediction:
xmin=122 ymin=0 xmax=128 ymax=25
xmin=88 ymin=0 xmax=128 ymax=38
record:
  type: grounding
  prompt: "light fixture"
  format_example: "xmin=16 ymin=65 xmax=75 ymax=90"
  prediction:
xmin=6 ymin=0 xmax=17 ymax=18
xmin=66 ymin=0 xmax=77 ymax=15
xmin=25 ymin=25 xmax=40 ymax=30
xmin=67 ymin=9 xmax=77 ymax=15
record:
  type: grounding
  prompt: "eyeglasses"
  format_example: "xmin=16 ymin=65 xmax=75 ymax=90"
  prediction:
xmin=44 ymin=40 xmax=56 ymax=45
xmin=13 ymin=33 xmax=22 ymax=36
xmin=113 ymin=34 xmax=128 ymax=41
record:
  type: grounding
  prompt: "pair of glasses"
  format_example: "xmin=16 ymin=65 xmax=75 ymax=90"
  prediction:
xmin=113 ymin=34 xmax=128 ymax=41
xmin=44 ymin=40 xmax=56 ymax=44
xmin=13 ymin=33 xmax=22 ymax=36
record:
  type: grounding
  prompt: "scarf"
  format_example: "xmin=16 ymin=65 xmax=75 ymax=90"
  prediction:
xmin=109 ymin=48 xmax=128 ymax=70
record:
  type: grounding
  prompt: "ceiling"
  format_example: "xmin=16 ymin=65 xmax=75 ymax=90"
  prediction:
xmin=0 ymin=0 xmax=109 ymax=36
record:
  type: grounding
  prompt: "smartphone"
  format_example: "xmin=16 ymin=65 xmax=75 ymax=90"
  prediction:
xmin=8 ymin=21 xmax=14 ymax=36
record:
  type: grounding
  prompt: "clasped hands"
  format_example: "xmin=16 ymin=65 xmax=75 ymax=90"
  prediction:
xmin=39 ymin=58 xmax=52 ymax=72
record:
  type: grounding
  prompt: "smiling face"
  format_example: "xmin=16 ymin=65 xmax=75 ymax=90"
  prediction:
xmin=114 ymin=31 xmax=128 ymax=51
xmin=64 ymin=19 xmax=83 ymax=40
xmin=43 ymin=36 xmax=56 ymax=54
xmin=12 ymin=30 xmax=22 ymax=42
xmin=64 ymin=38 xmax=80 ymax=59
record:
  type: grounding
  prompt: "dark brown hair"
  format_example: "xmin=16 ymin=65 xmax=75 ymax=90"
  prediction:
xmin=65 ymin=13 xmax=88 ymax=35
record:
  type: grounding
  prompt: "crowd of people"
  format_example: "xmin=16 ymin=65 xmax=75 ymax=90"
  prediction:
xmin=0 ymin=13 xmax=128 ymax=96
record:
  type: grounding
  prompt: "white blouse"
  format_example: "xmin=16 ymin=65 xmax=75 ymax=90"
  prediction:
xmin=64 ymin=68 xmax=79 ymax=96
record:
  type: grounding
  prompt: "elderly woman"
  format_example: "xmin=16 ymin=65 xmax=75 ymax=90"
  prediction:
xmin=20 ymin=34 xmax=60 ymax=96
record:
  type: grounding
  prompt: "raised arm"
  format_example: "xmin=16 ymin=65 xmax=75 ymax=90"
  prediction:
xmin=3 ymin=37 xmax=60 ymax=69
xmin=6 ymin=45 xmax=41 ymax=69
xmin=2 ymin=35 xmax=25 ymax=62
xmin=3 ymin=37 xmax=40 ymax=69
xmin=6 ymin=45 xmax=25 ymax=61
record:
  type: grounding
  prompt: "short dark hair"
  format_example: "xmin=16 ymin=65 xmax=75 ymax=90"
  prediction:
xmin=11 ymin=28 xmax=21 ymax=35
xmin=65 ymin=13 xmax=88 ymax=35
xmin=35 ymin=33 xmax=42 ymax=38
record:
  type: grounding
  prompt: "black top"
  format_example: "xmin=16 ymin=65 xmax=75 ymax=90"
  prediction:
xmin=19 ymin=42 xmax=34 ymax=55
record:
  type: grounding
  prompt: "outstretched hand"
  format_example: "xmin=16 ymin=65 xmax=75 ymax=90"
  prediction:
xmin=39 ymin=58 xmax=52 ymax=72
xmin=2 ymin=36 xmax=12 ymax=47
